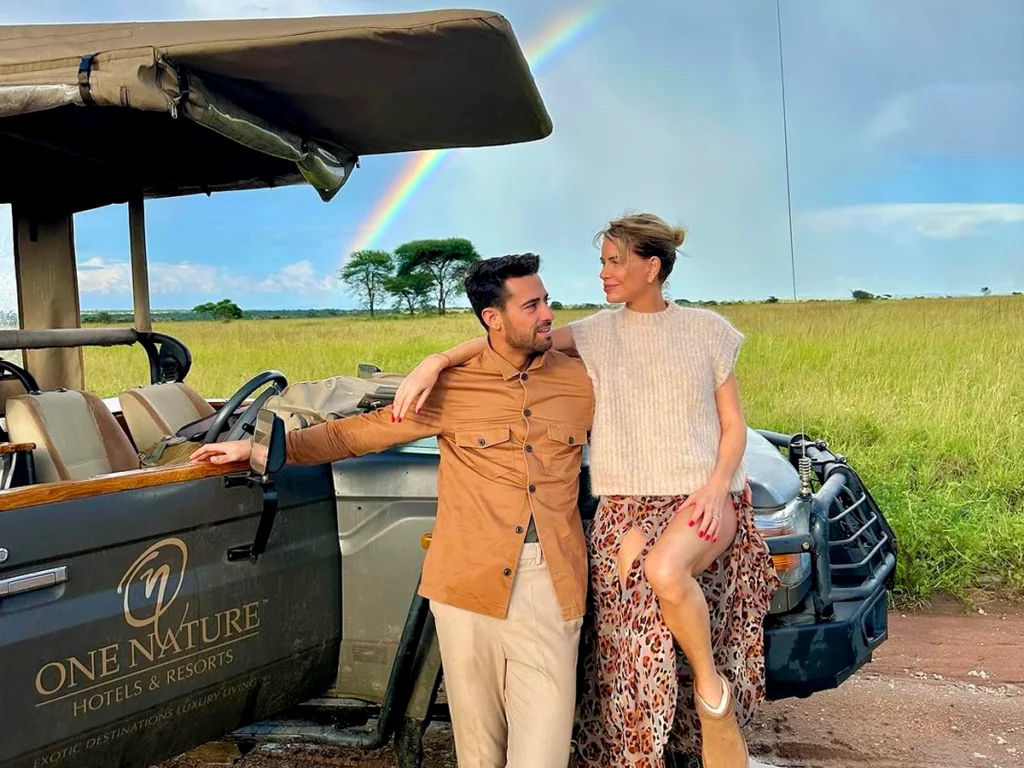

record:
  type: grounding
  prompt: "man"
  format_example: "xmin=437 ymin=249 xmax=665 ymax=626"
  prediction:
xmin=190 ymin=254 xmax=594 ymax=768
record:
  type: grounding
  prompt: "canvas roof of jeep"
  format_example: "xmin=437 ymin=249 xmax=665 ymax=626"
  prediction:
xmin=0 ymin=9 xmax=551 ymax=212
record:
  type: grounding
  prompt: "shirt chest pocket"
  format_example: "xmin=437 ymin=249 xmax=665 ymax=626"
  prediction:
xmin=542 ymin=423 xmax=589 ymax=482
xmin=454 ymin=425 xmax=515 ymax=480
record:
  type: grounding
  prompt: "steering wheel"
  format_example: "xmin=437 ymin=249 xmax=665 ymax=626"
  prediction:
xmin=202 ymin=370 xmax=288 ymax=444
xmin=0 ymin=358 xmax=40 ymax=395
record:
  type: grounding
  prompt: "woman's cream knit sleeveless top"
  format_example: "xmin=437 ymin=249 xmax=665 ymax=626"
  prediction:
xmin=569 ymin=301 xmax=746 ymax=497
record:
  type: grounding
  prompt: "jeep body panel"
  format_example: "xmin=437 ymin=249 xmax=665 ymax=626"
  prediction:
xmin=331 ymin=447 xmax=439 ymax=704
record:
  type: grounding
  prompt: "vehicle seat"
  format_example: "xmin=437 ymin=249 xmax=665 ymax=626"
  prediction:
xmin=118 ymin=382 xmax=215 ymax=454
xmin=5 ymin=390 xmax=140 ymax=483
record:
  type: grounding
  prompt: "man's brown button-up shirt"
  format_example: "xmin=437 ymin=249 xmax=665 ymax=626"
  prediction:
xmin=284 ymin=343 xmax=595 ymax=620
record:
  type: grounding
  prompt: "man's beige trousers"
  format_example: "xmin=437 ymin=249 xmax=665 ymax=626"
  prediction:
xmin=430 ymin=543 xmax=583 ymax=768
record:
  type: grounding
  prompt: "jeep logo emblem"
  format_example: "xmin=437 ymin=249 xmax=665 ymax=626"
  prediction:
xmin=117 ymin=538 xmax=188 ymax=634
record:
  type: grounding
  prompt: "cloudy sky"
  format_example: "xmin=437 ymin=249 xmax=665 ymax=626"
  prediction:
xmin=1 ymin=0 xmax=1022 ymax=314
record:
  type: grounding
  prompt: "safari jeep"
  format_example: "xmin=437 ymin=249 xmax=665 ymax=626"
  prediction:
xmin=0 ymin=10 xmax=897 ymax=768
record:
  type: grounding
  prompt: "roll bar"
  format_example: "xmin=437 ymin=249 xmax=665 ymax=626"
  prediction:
xmin=0 ymin=329 xmax=139 ymax=349
xmin=0 ymin=328 xmax=192 ymax=384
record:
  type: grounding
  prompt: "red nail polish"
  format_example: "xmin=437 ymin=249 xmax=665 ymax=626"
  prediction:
xmin=698 ymin=530 xmax=705 ymax=537
xmin=390 ymin=415 xmax=395 ymax=422
xmin=689 ymin=521 xmax=694 ymax=527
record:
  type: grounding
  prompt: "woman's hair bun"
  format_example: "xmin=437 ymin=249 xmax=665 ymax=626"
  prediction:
xmin=671 ymin=227 xmax=686 ymax=249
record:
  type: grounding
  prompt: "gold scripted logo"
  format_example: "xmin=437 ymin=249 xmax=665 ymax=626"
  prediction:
xmin=117 ymin=538 xmax=188 ymax=636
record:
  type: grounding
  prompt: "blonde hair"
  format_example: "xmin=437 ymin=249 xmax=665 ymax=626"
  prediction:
xmin=595 ymin=212 xmax=686 ymax=282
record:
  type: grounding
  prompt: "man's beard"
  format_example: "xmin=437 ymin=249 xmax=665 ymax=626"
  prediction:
xmin=506 ymin=323 xmax=552 ymax=355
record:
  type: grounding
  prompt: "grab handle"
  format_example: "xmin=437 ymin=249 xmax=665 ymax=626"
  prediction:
xmin=0 ymin=566 xmax=68 ymax=597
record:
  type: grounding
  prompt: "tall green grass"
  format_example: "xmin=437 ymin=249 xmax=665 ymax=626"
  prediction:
xmin=83 ymin=297 xmax=1024 ymax=604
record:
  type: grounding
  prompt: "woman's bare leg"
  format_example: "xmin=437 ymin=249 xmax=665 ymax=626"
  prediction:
xmin=642 ymin=502 xmax=739 ymax=707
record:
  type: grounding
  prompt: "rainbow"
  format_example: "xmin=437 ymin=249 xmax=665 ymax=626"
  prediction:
xmin=344 ymin=3 xmax=608 ymax=257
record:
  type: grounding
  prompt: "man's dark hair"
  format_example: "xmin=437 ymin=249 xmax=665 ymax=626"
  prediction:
xmin=464 ymin=253 xmax=541 ymax=328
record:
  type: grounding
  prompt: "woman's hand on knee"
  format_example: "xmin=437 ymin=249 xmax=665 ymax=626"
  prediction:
xmin=678 ymin=482 xmax=731 ymax=543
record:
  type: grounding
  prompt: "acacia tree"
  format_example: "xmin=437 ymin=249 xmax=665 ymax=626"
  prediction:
xmin=340 ymin=250 xmax=394 ymax=317
xmin=384 ymin=271 xmax=435 ymax=316
xmin=394 ymin=238 xmax=481 ymax=315
xmin=193 ymin=299 xmax=243 ymax=321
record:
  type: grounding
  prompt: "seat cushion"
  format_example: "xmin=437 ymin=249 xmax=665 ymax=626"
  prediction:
xmin=119 ymin=382 xmax=215 ymax=453
xmin=6 ymin=390 xmax=139 ymax=483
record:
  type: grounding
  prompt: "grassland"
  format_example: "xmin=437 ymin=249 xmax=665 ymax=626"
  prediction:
xmin=83 ymin=296 xmax=1024 ymax=605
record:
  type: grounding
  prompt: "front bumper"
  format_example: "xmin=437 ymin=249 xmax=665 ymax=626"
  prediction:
xmin=764 ymin=580 xmax=889 ymax=700
xmin=757 ymin=430 xmax=897 ymax=700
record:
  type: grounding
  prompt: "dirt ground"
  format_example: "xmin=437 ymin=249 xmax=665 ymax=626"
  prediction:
xmin=164 ymin=596 xmax=1024 ymax=768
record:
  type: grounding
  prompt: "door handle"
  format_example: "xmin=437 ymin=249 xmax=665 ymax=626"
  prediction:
xmin=0 ymin=566 xmax=68 ymax=597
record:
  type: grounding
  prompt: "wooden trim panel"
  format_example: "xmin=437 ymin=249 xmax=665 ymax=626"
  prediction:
xmin=0 ymin=442 xmax=35 ymax=455
xmin=0 ymin=460 xmax=248 ymax=511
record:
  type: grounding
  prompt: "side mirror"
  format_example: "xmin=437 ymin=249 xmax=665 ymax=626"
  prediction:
xmin=250 ymin=409 xmax=286 ymax=476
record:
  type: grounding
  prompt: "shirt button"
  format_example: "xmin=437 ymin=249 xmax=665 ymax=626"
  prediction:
xmin=516 ymin=525 xmax=524 ymax=534
xmin=477 ymin=438 xmax=486 ymax=446
xmin=503 ymin=568 xmax=512 ymax=576
xmin=526 ymin=444 xmax=533 ymax=453
xmin=520 ymin=372 xmax=529 ymax=381
xmin=523 ymin=409 xmax=532 ymax=417
xmin=568 ymin=437 xmax=575 ymax=445
xmin=529 ymin=485 xmax=536 ymax=493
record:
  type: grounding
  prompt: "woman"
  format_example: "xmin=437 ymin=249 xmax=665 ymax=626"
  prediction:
xmin=393 ymin=213 xmax=780 ymax=768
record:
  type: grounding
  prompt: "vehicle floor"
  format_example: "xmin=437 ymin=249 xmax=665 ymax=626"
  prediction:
xmin=161 ymin=596 xmax=1024 ymax=768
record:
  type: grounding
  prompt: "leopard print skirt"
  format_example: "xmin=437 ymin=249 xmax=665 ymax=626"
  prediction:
xmin=575 ymin=487 xmax=781 ymax=767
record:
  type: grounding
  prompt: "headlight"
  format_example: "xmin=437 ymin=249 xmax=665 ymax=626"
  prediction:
xmin=754 ymin=497 xmax=811 ymax=587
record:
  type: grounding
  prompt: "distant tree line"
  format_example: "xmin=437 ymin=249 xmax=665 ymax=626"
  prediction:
xmin=81 ymin=305 xmax=366 ymax=323
xmin=851 ymin=286 xmax=998 ymax=302
xmin=77 ymin=274 xmax=1018 ymax=325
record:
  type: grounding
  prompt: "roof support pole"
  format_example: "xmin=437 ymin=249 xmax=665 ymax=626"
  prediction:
xmin=10 ymin=205 xmax=84 ymax=393
xmin=129 ymin=195 xmax=152 ymax=333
